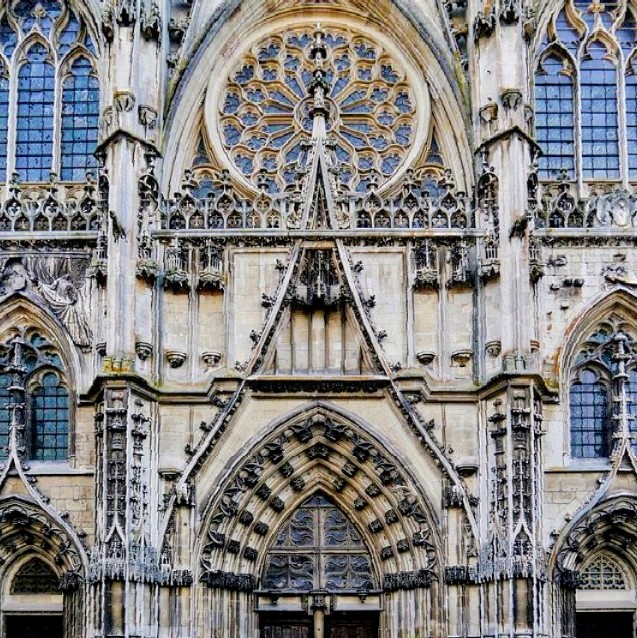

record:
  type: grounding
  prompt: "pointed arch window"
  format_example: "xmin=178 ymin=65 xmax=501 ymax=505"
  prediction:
xmin=580 ymin=554 xmax=629 ymax=590
xmin=535 ymin=0 xmax=636 ymax=182
xmin=0 ymin=0 xmax=99 ymax=183
xmin=0 ymin=331 xmax=70 ymax=461
xmin=262 ymin=493 xmax=375 ymax=592
xmin=11 ymin=557 xmax=59 ymax=594
xmin=569 ymin=320 xmax=637 ymax=459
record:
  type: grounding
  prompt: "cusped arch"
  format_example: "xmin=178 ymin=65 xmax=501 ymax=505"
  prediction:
xmin=0 ymin=293 xmax=82 ymax=389
xmin=0 ymin=495 xmax=87 ymax=582
xmin=162 ymin=0 xmax=472 ymax=197
xmin=196 ymin=405 xmax=442 ymax=591
xmin=553 ymin=494 xmax=637 ymax=580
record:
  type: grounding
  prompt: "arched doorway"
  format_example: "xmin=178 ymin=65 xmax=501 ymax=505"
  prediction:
xmin=1 ymin=556 xmax=63 ymax=638
xmin=575 ymin=553 xmax=636 ymax=638
xmin=258 ymin=493 xmax=379 ymax=638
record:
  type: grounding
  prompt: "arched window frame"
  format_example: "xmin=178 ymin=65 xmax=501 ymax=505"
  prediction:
xmin=0 ymin=329 xmax=72 ymax=463
xmin=567 ymin=316 xmax=637 ymax=460
xmin=534 ymin=0 xmax=637 ymax=187
xmin=0 ymin=0 xmax=100 ymax=184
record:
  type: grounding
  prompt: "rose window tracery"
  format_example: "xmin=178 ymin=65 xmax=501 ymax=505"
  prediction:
xmin=217 ymin=26 xmax=418 ymax=194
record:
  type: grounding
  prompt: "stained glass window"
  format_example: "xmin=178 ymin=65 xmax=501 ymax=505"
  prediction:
xmin=0 ymin=332 xmax=69 ymax=462
xmin=535 ymin=54 xmax=575 ymax=179
xmin=32 ymin=372 xmax=69 ymax=461
xmin=580 ymin=554 xmax=628 ymax=590
xmin=0 ymin=0 xmax=98 ymax=183
xmin=536 ymin=1 xmax=636 ymax=182
xmin=0 ymin=62 xmax=8 ymax=181
xmin=16 ymin=44 xmax=55 ymax=182
xmin=262 ymin=493 xmax=375 ymax=592
xmin=570 ymin=368 xmax=609 ymax=458
xmin=60 ymin=57 xmax=99 ymax=181
xmin=218 ymin=27 xmax=417 ymax=193
xmin=11 ymin=557 xmax=59 ymax=593
xmin=580 ymin=46 xmax=619 ymax=179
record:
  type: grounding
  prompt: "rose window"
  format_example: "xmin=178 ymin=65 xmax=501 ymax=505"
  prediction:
xmin=217 ymin=26 xmax=418 ymax=193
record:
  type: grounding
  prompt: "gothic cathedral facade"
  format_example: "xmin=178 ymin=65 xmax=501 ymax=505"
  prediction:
xmin=0 ymin=0 xmax=636 ymax=636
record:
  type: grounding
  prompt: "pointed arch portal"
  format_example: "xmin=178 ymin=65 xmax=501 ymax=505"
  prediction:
xmin=197 ymin=406 xmax=442 ymax=637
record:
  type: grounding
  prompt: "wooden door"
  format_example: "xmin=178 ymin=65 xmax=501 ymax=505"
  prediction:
xmin=576 ymin=611 xmax=634 ymax=638
xmin=326 ymin=612 xmax=379 ymax=638
xmin=260 ymin=613 xmax=311 ymax=638
xmin=6 ymin=615 xmax=63 ymax=638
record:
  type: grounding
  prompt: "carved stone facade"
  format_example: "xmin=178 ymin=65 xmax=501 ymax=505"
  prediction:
xmin=0 ymin=0 xmax=636 ymax=637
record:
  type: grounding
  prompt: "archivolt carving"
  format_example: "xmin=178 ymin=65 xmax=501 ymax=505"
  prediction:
xmin=555 ymin=496 xmax=637 ymax=578
xmin=199 ymin=409 xmax=440 ymax=588
xmin=0 ymin=496 xmax=84 ymax=585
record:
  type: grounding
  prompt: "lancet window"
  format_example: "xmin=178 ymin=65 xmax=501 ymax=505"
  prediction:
xmin=0 ymin=0 xmax=99 ymax=183
xmin=579 ymin=554 xmax=629 ymax=589
xmin=569 ymin=318 xmax=637 ymax=458
xmin=262 ymin=493 xmax=375 ymax=592
xmin=0 ymin=330 xmax=69 ymax=461
xmin=534 ymin=0 xmax=637 ymax=181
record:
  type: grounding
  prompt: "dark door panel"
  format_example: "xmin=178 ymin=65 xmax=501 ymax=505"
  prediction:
xmin=6 ymin=615 xmax=63 ymax=638
xmin=576 ymin=611 xmax=634 ymax=638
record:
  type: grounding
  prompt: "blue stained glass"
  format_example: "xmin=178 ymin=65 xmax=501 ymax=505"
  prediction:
xmin=16 ymin=44 xmax=55 ymax=182
xmin=334 ymin=54 xmax=350 ymax=71
xmin=627 ymin=64 xmax=637 ymax=177
xmin=0 ymin=14 xmax=17 ymax=58
xmin=617 ymin=11 xmax=636 ymax=52
xmin=335 ymin=145 xmax=351 ymax=162
xmin=342 ymin=102 xmax=374 ymax=114
xmin=240 ymin=111 xmax=259 ymax=127
xmin=32 ymin=372 xmax=68 ymax=461
xmin=395 ymin=124 xmax=412 ymax=146
xmin=262 ymin=68 xmax=277 ymax=81
xmin=284 ymin=55 xmax=300 ymax=71
xmin=259 ymin=43 xmax=280 ymax=61
xmin=342 ymin=131 xmax=366 ymax=149
xmin=283 ymin=169 xmax=296 ymax=184
xmin=247 ymin=135 xmax=266 ymax=150
xmin=357 ymin=67 xmax=372 ymax=81
xmin=57 ymin=14 xmax=80 ymax=56
xmin=271 ymin=131 xmax=294 ymax=148
xmin=0 ymin=66 xmax=8 ymax=181
xmin=331 ymin=75 xmax=349 ymax=98
xmin=371 ymin=88 xmax=389 ymax=102
xmin=223 ymin=92 xmax=240 ymax=114
xmin=574 ymin=0 xmax=595 ymax=29
xmin=341 ymin=89 xmax=366 ymax=106
xmin=369 ymin=135 xmax=388 ymax=150
xmin=223 ymin=124 xmax=241 ymax=146
xmin=394 ymin=92 xmax=412 ymax=113
xmin=381 ymin=154 xmax=400 ymax=175
xmin=234 ymin=65 xmax=254 ymax=84
xmin=287 ymin=33 xmax=311 ymax=48
xmin=354 ymin=42 xmax=376 ymax=59
xmin=301 ymin=69 xmax=313 ymax=86
xmin=265 ymin=123 xmax=290 ymax=134
xmin=234 ymin=153 xmax=253 ymax=175
xmin=347 ymin=121 xmax=373 ymax=134
xmin=264 ymin=102 xmax=293 ymax=114
xmin=555 ymin=9 xmax=581 ymax=52
xmin=246 ymin=88 xmax=265 ymax=102
xmin=269 ymin=89 xmax=294 ymax=106
xmin=358 ymin=156 xmax=374 ymax=170
xmin=570 ymin=369 xmax=608 ymax=458
xmin=381 ymin=65 xmax=399 ymax=84
xmin=285 ymin=74 xmax=304 ymax=98
xmin=324 ymin=33 xmax=346 ymax=48
xmin=60 ymin=57 xmax=99 ymax=180
xmin=83 ymin=32 xmax=96 ymax=55
xmin=285 ymin=143 xmax=303 ymax=163
xmin=0 ymin=375 xmax=10 ymax=460
xmin=377 ymin=111 xmax=394 ymax=125
xmin=262 ymin=156 xmax=277 ymax=171
xmin=580 ymin=46 xmax=619 ymax=179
